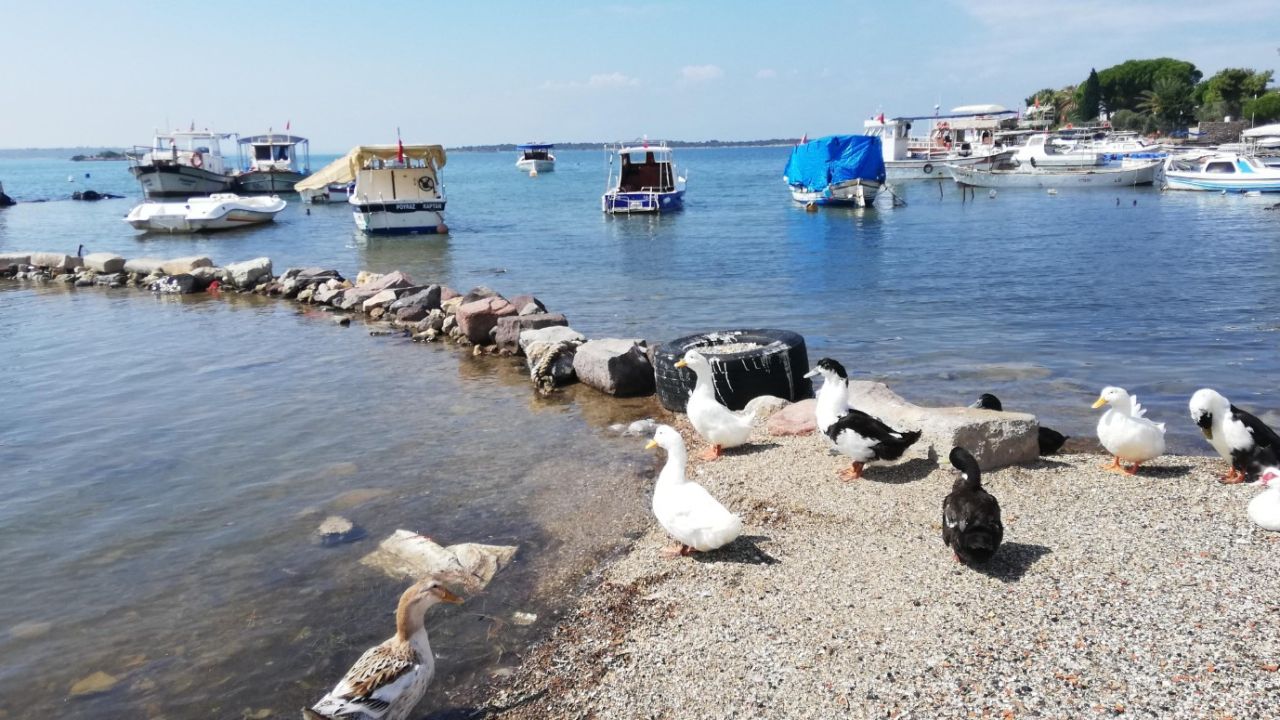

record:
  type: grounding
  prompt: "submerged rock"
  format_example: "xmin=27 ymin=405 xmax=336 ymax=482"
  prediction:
xmin=360 ymin=529 xmax=517 ymax=593
xmin=69 ymin=671 xmax=119 ymax=697
xmin=315 ymin=515 xmax=366 ymax=547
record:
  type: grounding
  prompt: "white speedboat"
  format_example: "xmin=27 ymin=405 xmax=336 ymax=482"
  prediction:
xmin=234 ymin=133 xmax=311 ymax=193
xmin=124 ymin=193 xmax=286 ymax=232
xmin=784 ymin=135 xmax=885 ymax=207
xmin=128 ymin=130 xmax=238 ymax=197
xmin=946 ymin=160 xmax=1160 ymax=189
xmin=1011 ymin=133 xmax=1104 ymax=169
xmin=296 ymin=144 xmax=448 ymax=234
xmin=602 ymin=142 xmax=686 ymax=213
xmin=1163 ymin=152 xmax=1280 ymax=192
xmin=516 ymin=143 xmax=555 ymax=173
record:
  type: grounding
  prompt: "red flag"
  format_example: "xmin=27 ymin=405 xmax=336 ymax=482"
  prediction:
xmin=877 ymin=112 xmax=885 ymax=124
xmin=285 ymin=120 xmax=290 ymax=131
xmin=396 ymin=127 xmax=404 ymax=164
xmin=642 ymin=134 xmax=649 ymax=149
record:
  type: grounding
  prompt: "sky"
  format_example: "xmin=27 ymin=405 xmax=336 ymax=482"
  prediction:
xmin=2 ymin=0 xmax=1278 ymax=152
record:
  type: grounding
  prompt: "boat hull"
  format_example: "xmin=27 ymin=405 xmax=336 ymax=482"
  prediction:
xmin=1162 ymin=173 xmax=1280 ymax=193
xmin=886 ymin=151 xmax=1012 ymax=181
xmin=516 ymin=159 xmax=555 ymax=173
xmin=129 ymin=164 xmax=235 ymax=197
xmin=946 ymin=162 xmax=1159 ymax=189
xmin=234 ymin=170 xmax=307 ymax=194
xmin=789 ymin=179 xmax=880 ymax=207
xmin=351 ymin=200 xmax=448 ymax=235
xmin=602 ymin=190 xmax=684 ymax=214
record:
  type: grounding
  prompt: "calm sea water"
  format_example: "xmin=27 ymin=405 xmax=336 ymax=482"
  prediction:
xmin=2 ymin=148 xmax=1279 ymax=716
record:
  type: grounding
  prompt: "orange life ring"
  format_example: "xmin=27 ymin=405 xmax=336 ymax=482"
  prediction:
xmin=190 ymin=152 xmax=204 ymax=169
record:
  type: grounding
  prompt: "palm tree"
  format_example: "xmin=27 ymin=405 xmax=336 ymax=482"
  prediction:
xmin=1138 ymin=78 xmax=1193 ymax=131
xmin=1052 ymin=86 xmax=1077 ymax=125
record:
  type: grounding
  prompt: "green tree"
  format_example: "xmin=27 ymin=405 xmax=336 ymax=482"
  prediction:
xmin=1197 ymin=68 xmax=1274 ymax=119
xmin=1243 ymin=93 xmax=1280 ymax=124
xmin=1076 ymin=68 xmax=1102 ymax=122
xmin=1024 ymin=88 xmax=1057 ymax=107
xmin=1095 ymin=58 xmax=1202 ymax=113
xmin=1137 ymin=77 xmax=1195 ymax=131
xmin=1109 ymin=109 xmax=1146 ymax=131
xmin=1052 ymin=86 xmax=1077 ymax=125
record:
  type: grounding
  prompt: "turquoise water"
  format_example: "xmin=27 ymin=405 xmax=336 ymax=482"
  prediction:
xmin=2 ymin=148 xmax=1280 ymax=716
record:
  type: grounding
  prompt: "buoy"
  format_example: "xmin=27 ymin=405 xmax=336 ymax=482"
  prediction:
xmin=67 ymin=175 xmax=74 ymax=182
xmin=988 ymin=190 xmax=997 ymax=199
xmin=1047 ymin=188 xmax=1058 ymax=196
xmin=805 ymin=201 xmax=819 ymax=212
xmin=529 ymin=168 xmax=538 ymax=177
xmin=436 ymin=223 xmax=450 ymax=234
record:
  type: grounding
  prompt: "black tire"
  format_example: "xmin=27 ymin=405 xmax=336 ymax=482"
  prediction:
xmin=653 ymin=329 xmax=813 ymax=413
xmin=922 ymin=163 xmax=933 ymax=175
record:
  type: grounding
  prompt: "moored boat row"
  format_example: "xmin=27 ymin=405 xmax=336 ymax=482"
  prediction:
xmin=128 ymin=129 xmax=312 ymax=197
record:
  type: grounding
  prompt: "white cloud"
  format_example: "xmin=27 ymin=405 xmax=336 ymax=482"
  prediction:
xmin=755 ymin=68 xmax=777 ymax=80
xmin=588 ymin=72 xmax=641 ymax=88
xmin=680 ymin=64 xmax=724 ymax=83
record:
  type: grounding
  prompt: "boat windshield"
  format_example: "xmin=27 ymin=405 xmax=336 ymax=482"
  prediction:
xmin=1204 ymin=161 xmax=1236 ymax=174
xmin=521 ymin=149 xmax=551 ymax=160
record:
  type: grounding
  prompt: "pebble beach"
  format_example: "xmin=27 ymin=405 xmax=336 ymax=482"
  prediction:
xmin=482 ymin=421 xmax=1280 ymax=719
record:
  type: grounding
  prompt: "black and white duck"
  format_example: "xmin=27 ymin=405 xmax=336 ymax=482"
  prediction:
xmin=969 ymin=392 xmax=1068 ymax=455
xmin=1189 ymin=388 xmax=1280 ymax=484
xmin=941 ymin=447 xmax=1004 ymax=565
xmin=804 ymin=358 xmax=921 ymax=480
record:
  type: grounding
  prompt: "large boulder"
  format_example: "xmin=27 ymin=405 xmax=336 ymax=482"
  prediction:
xmin=83 ymin=252 xmax=125 ymax=274
xmin=572 ymin=339 xmax=655 ymax=397
xmin=0 ymin=252 xmax=31 ymax=266
xmin=455 ymin=296 xmax=517 ymax=344
xmin=160 ymin=256 xmax=212 ymax=275
xmin=148 ymin=273 xmax=199 ymax=294
xmin=767 ymin=398 xmax=817 ymax=436
xmin=494 ymin=313 xmax=568 ymax=354
xmin=461 ymin=286 xmax=500 ymax=304
xmin=361 ymin=289 xmax=400 ymax=313
xmin=225 ymin=257 xmax=272 ymax=288
xmin=845 ymin=380 xmax=1038 ymax=470
xmin=336 ymin=287 xmax=380 ymax=311
xmin=507 ymin=294 xmax=547 ymax=316
xmin=360 ymin=529 xmax=517 ymax=594
xmin=123 ymin=257 xmax=166 ymax=275
xmin=389 ymin=285 xmax=442 ymax=322
xmin=364 ymin=270 xmax=414 ymax=292
xmin=313 ymin=285 xmax=345 ymax=305
xmin=30 ymin=252 xmax=83 ymax=270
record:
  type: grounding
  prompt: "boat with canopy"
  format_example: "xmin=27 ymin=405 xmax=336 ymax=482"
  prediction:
xmin=297 ymin=144 xmax=448 ymax=234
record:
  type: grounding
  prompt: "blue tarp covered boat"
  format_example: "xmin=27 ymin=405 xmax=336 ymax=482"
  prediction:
xmin=783 ymin=135 xmax=886 ymax=207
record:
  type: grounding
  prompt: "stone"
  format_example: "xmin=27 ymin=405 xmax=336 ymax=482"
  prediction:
xmin=0 ymin=253 xmax=31 ymax=266
xmin=360 ymin=529 xmax=517 ymax=593
xmin=30 ymin=252 xmax=83 ymax=270
xmin=225 ymin=257 xmax=272 ymax=289
xmin=518 ymin=325 xmax=585 ymax=355
xmin=390 ymin=285 xmax=441 ymax=313
xmin=767 ymin=398 xmax=817 ymax=436
xmin=70 ymin=671 xmax=119 ymax=697
xmin=572 ymin=338 xmax=655 ymax=397
xmin=83 ymin=252 xmax=125 ymax=273
xmin=334 ymin=315 xmax=351 ymax=327
xmin=123 ymin=257 xmax=166 ymax=275
xmin=355 ymin=270 xmax=383 ymax=287
xmin=461 ymin=285 xmax=500 ymax=304
xmin=361 ymin=289 xmax=400 ymax=312
xmin=363 ymin=270 xmax=414 ymax=292
xmin=439 ymin=286 xmax=460 ymax=303
xmin=494 ymin=313 xmax=569 ymax=354
xmin=296 ymin=287 xmax=315 ymax=303
xmin=744 ymin=395 xmax=792 ymax=424
xmin=149 ymin=274 xmax=198 ymax=294
xmin=441 ymin=296 xmax=464 ymax=315
xmin=160 ymin=256 xmax=212 ymax=275
xmin=844 ymin=380 xmax=1038 ymax=470
xmin=94 ymin=273 xmax=124 ymax=287
xmin=508 ymin=294 xmax=546 ymax=315
xmin=369 ymin=306 xmax=387 ymax=320
xmin=455 ymin=296 xmax=518 ymax=345
xmin=336 ymin=287 xmax=379 ymax=311
xmin=315 ymin=515 xmax=366 ymax=547
xmin=313 ymin=285 xmax=344 ymax=305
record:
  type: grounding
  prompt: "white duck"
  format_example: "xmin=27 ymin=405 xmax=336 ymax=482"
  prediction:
xmin=645 ymin=424 xmax=744 ymax=557
xmin=1092 ymin=386 xmax=1166 ymax=475
xmin=304 ymin=579 xmax=463 ymax=720
xmin=1247 ymin=464 xmax=1280 ymax=531
xmin=675 ymin=349 xmax=754 ymax=460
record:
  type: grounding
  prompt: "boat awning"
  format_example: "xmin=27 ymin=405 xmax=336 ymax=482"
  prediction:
xmin=1243 ymin=123 xmax=1280 ymax=138
xmin=240 ymin=134 xmax=308 ymax=145
xmin=295 ymin=145 xmax=447 ymax=192
xmin=517 ymin=143 xmax=553 ymax=150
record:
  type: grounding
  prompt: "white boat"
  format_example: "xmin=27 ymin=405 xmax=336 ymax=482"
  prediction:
xmin=296 ymin=144 xmax=448 ymax=235
xmin=1011 ymin=133 xmax=1104 ymax=169
xmin=1071 ymin=132 xmax=1165 ymax=159
xmin=234 ymin=133 xmax=311 ymax=193
xmin=128 ymin=130 xmax=238 ymax=197
xmin=783 ymin=135 xmax=885 ymax=207
xmin=1162 ymin=152 xmax=1280 ymax=193
xmin=300 ymin=182 xmax=351 ymax=204
xmin=946 ymin=160 xmax=1161 ymax=189
xmin=123 ymin=193 xmax=286 ymax=232
xmin=864 ymin=114 xmax=1014 ymax=181
xmin=602 ymin=142 xmax=686 ymax=213
xmin=516 ymin=143 xmax=555 ymax=173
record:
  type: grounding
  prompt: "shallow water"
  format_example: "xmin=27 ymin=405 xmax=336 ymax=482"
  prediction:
xmin=2 ymin=147 xmax=1280 ymax=715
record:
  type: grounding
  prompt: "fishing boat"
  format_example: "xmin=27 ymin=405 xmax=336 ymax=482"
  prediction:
xmin=123 ymin=194 xmax=286 ymax=232
xmin=1162 ymin=152 xmax=1280 ymax=192
xmin=946 ymin=159 xmax=1160 ymax=189
xmin=864 ymin=114 xmax=1013 ymax=181
xmin=601 ymin=142 xmax=686 ymax=213
xmin=234 ymin=133 xmax=310 ymax=193
xmin=128 ymin=130 xmax=238 ymax=197
xmin=296 ymin=144 xmax=448 ymax=234
xmin=516 ymin=143 xmax=555 ymax=173
xmin=783 ymin=135 xmax=886 ymax=207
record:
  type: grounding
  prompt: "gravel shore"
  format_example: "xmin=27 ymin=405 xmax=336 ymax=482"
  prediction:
xmin=481 ymin=422 xmax=1279 ymax=719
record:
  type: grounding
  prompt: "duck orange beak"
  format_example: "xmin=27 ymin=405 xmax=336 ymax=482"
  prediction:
xmin=432 ymin=586 xmax=464 ymax=604
xmin=674 ymin=359 xmax=687 ymax=368
xmin=644 ymin=440 xmax=658 ymax=450
xmin=1091 ymin=397 xmax=1107 ymax=409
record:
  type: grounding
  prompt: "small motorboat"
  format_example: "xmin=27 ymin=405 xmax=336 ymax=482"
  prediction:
xmin=602 ymin=141 xmax=686 ymax=213
xmin=784 ymin=135 xmax=886 ymax=207
xmin=516 ymin=143 xmax=555 ymax=173
xmin=297 ymin=143 xmax=449 ymax=235
xmin=124 ymin=193 xmax=286 ymax=233
xmin=946 ymin=160 xmax=1160 ymax=189
xmin=300 ymin=182 xmax=351 ymax=204
xmin=1163 ymin=152 xmax=1280 ymax=193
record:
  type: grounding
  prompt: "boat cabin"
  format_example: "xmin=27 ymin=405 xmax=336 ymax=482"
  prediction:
xmin=517 ymin=143 xmax=554 ymax=161
xmin=240 ymin=134 xmax=310 ymax=173
xmin=614 ymin=146 xmax=677 ymax=192
xmin=136 ymin=130 xmax=236 ymax=175
xmin=864 ymin=105 xmax=1014 ymax=161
